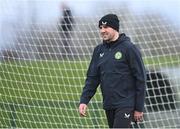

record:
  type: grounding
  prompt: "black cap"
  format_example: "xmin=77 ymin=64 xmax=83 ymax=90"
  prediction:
xmin=99 ymin=14 xmax=119 ymax=32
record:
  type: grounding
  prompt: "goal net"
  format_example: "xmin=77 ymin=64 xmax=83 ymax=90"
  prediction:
xmin=1 ymin=0 xmax=180 ymax=128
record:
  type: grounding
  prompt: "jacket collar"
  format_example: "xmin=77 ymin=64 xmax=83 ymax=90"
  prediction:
xmin=103 ymin=33 xmax=129 ymax=49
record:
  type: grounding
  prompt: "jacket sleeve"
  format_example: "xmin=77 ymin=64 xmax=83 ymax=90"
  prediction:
xmin=127 ymin=44 xmax=146 ymax=112
xmin=80 ymin=46 xmax=100 ymax=105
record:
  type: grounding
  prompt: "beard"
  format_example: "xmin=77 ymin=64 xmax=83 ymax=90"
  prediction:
xmin=101 ymin=33 xmax=113 ymax=42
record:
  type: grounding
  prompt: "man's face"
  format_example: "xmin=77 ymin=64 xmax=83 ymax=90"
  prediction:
xmin=99 ymin=25 xmax=117 ymax=42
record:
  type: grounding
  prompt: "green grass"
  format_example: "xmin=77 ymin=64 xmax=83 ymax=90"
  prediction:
xmin=0 ymin=55 xmax=179 ymax=128
xmin=0 ymin=60 xmax=84 ymax=101
xmin=143 ymin=55 xmax=180 ymax=67
xmin=0 ymin=60 xmax=105 ymax=128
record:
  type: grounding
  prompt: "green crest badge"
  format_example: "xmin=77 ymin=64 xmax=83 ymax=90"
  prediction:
xmin=115 ymin=51 xmax=122 ymax=60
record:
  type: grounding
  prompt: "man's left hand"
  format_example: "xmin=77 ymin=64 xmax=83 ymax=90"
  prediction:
xmin=134 ymin=111 xmax=143 ymax=122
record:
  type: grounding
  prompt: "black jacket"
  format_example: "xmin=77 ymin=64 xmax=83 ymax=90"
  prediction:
xmin=80 ymin=33 xmax=146 ymax=112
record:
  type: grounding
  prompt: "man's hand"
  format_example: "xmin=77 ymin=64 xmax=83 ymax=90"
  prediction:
xmin=134 ymin=111 xmax=143 ymax=122
xmin=79 ymin=103 xmax=87 ymax=117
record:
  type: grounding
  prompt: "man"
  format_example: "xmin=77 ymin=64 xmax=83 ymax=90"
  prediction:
xmin=79 ymin=14 xmax=146 ymax=128
xmin=58 ymin=3 xmax=74 ymax=58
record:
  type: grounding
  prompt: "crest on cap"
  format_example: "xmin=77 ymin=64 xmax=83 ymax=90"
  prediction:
xmin=102 ymin=21 xmax=107 ymax=25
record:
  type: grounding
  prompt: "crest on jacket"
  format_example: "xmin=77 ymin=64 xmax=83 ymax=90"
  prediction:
xmin=115 ymin=51 xmax=122 ymax=60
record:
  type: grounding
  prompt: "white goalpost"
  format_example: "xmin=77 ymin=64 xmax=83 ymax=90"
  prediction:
xmin=0 ymin=0 xmax=180 ymax=128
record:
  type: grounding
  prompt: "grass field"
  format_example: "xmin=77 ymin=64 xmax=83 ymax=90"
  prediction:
xmin=0 ymin=55 xmax=179 ymax=128
xmin=0 ymin=60 xmax=106 ymax=128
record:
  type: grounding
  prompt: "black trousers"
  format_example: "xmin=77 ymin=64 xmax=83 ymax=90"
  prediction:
xmin=105 ymin=108 xmax=133 ymax=128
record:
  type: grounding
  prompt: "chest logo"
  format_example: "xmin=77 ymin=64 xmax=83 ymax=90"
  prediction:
xmin=99 ymin=53 xmax=104 ymax=58
xmin=115 ymin=51 xmax=122 ymax=60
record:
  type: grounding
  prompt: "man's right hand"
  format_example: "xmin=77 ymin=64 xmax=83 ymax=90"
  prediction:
xmin=79 ymin=103 xmax=87 ymax=117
